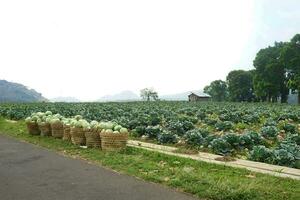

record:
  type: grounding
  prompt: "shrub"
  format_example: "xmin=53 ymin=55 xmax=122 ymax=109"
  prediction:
xmin=157 ymin=130 xmax=178 ymax=144
xmin=203 ymin=118 xmax=218 ymax=126
xmin=277 ymin=141 xmax=300 ymax=168
xmin=203 ymin=134 xmax=219 ymax=147
xmin=167 ymin=121 xmax=185 ymax=136
xmin=242 ymin=114 xmax=260 ymax=124
xmin=281 ymin=122 xmax=297 ymax=134
xmin=264 ymin=120 xmax=277 ymax=127
xmin=239 ymin=131 xmax=263 ymax=149
xmin=222 ymin=133 xmax=240 ymax=149
xmin=209 ymin=138 xmax=233 ymax=155
xmin=273 ymin=149 xmax=295 ymax=166
xmin=196 ymin=111 xmax=206 ymax=120
xmin=198 ymin=128 xmax=211 ymax=138
xmin=149 ymin=112 xmax=160 ymax=126
xmin=249 ymin=145 xmax=273 ymax=163
xmin=215 ymin=121 xmax=234 ymax=131
xmin=285 ymin=134 xmax=300 ymax=145
xmin=260 ymin=126 xmax=279 ymax=139
xmin=145 ymin=125 xmax=161 ymax=139
xmin=184 ymin=129 xmax=204 ymax=146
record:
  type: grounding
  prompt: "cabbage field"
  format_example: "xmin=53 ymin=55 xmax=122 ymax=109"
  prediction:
xmin=0 ymin=101 xmax=299 ymax=168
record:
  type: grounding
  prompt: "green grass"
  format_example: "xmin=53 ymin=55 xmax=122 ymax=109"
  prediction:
xmin=0 ymin=118 xmax=299 ymax=200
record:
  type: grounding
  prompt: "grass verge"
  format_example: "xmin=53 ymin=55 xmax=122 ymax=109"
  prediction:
xmin=0 ymin=118 xmax=299 ymax=200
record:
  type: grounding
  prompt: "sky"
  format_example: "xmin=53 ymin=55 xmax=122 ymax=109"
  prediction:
xmin=0 ymin=0 xmax=299 ymax=101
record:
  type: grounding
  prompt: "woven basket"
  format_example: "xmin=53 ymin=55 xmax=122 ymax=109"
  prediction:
xmin=63 ymin=125 xmax=71 ymax=142
xmin=70 ymin=127 xmax=86 ymax=145
xmin=50 ymin=122 xmax=64 ymax=138
xmin=100 ymin=132 xmax=128 ymax=151
xmin=39 ymin=123 xmax=51 ymax=136
xmin=26 ymin=122 xmax=40 ymax=135
xmin=85 ymin=129 xmax=101 ymax=148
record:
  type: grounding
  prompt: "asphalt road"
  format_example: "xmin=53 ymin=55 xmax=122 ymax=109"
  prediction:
xmin=0 ymin=134 xmax=197 ymax=200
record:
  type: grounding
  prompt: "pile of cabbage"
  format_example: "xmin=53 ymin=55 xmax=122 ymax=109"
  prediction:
xmin=25 ymin=111 xmax=53 ymax=125
xmin=98 ymin=121 xmax=128 ymax=134
xmin=25 ymin=112 xmax=128 ymax=134
xmin=25 ymin=111 xmax=66 ymax=126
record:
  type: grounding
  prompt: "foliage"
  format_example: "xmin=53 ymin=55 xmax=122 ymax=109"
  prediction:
xmin=278 ymin=120 xmax=297 ymax=134
xmin=281 ymin=34 xmax=300 ymax=92
xmin=145 ymin=125 xmax=161 ymax=139
xmin=239 ymin=131 xmax=264 ymax=149
xmin=157 ymin=130 xmax=178 ymax=144
xmin=184 ymin=129 xmax=205 ymax=146
xmin=209 ymin=138 xmax=233 ymax=155
xmin=205 ymin=34 xmax=300 ymax=103
xmin=167 ymin=119 xmax=194 ymax=136
xmin=249 ymin=145 xmax=274 ymax=163
xmin=215 ymin=121 xmax=234 ymax=131
xmin=222 ymin=133 xmax=240 ymax=149
xmin=1 ymin=101 xmax=300 ymax=168
xmin=227 ymin=70 xmax=255 ymax=102
xmin=140 ymin=88 xmax=159 ymax=101
xmin=203 ymin=80 xmax=228 ymax=101
xmin=260 ymin=126 xmax=279 ymax=139
xmin=253 ymin=42 xmax=288 ymax=102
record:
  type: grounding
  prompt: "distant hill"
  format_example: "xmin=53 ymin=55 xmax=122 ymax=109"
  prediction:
xmin=160 ymin=90 xmax=208 ymax=101
xmin=50 ymin=96 xmax=81 ymax=102
xmin=96 ymin=90 xmax=209 ymax=102
xmin=0 ymin=80 xmax=47 ymax=102
xmin=97 ymin=90 xmax=140 ymax=102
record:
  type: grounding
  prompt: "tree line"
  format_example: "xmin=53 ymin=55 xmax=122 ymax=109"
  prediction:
xmin=204 ymin=34 xmax=300 ymax=103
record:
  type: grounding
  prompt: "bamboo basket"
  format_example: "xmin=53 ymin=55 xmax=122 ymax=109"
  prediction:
xmin=100 ymin=132 xmax=128 ymax=151
xmin=63 ymin=125 xmax=71 ymax=142
xmin=85 ymin=129 xmax=101 ymax=148
xmin=70 ymin=127 xmax=86 ymax=145
xmin=39 ymin=123 xmax=51 ymax=136
xmin=51 ymin=122 xmax=64 ymax=138
xmin=26 ymin=122 xmax=40 ymax=135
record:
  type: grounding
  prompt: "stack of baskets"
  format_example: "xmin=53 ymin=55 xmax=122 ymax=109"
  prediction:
xmin=25 ymin=112 xmax=129 ymax=151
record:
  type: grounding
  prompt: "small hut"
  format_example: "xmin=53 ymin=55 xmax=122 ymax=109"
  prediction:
xmin=188 ymin=92 xmax=211 ymax=102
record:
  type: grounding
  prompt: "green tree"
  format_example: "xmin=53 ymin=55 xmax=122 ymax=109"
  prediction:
xmin=203 ymin=80 xmax=228 ymax=101
xmin=281 ymin=34 xmax=300 ymax=102
xmin=227 ymin=70 xmax=254 ymax=102
xmin=140 ymin=88 xmax=158 ymax=101
xmin=253 ymin=42 xmax=288 ymax=102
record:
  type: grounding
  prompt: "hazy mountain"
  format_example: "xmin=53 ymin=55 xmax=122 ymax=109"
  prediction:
xmin=97 ymin=90 xmax=209 ymax=102
xmin=160 ymin=90 xmax=208 ymax=101
xmin=97 ymin=90 xmax=140 ymax=102
xmin=0 ymin=79 xmax=47 ymax=102
xmin=50 ymin=96 xmax=81 ymax=102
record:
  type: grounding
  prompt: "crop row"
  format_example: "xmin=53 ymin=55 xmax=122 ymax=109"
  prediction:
xmin=0 ymin=101 xmax=299 ymax=168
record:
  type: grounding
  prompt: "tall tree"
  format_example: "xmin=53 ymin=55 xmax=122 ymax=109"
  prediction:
xmin=140 ymin=88 xmax=158 ymax=101
xmin=253 ymin=42 xmax=288 ymax=102
xmin=281 ymin=34 xmax=300 ymax=102
xmin=227 ymin=70 xmax=254 ymax=102
xmin=203 ymin=80 xmax=228 ymax=101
